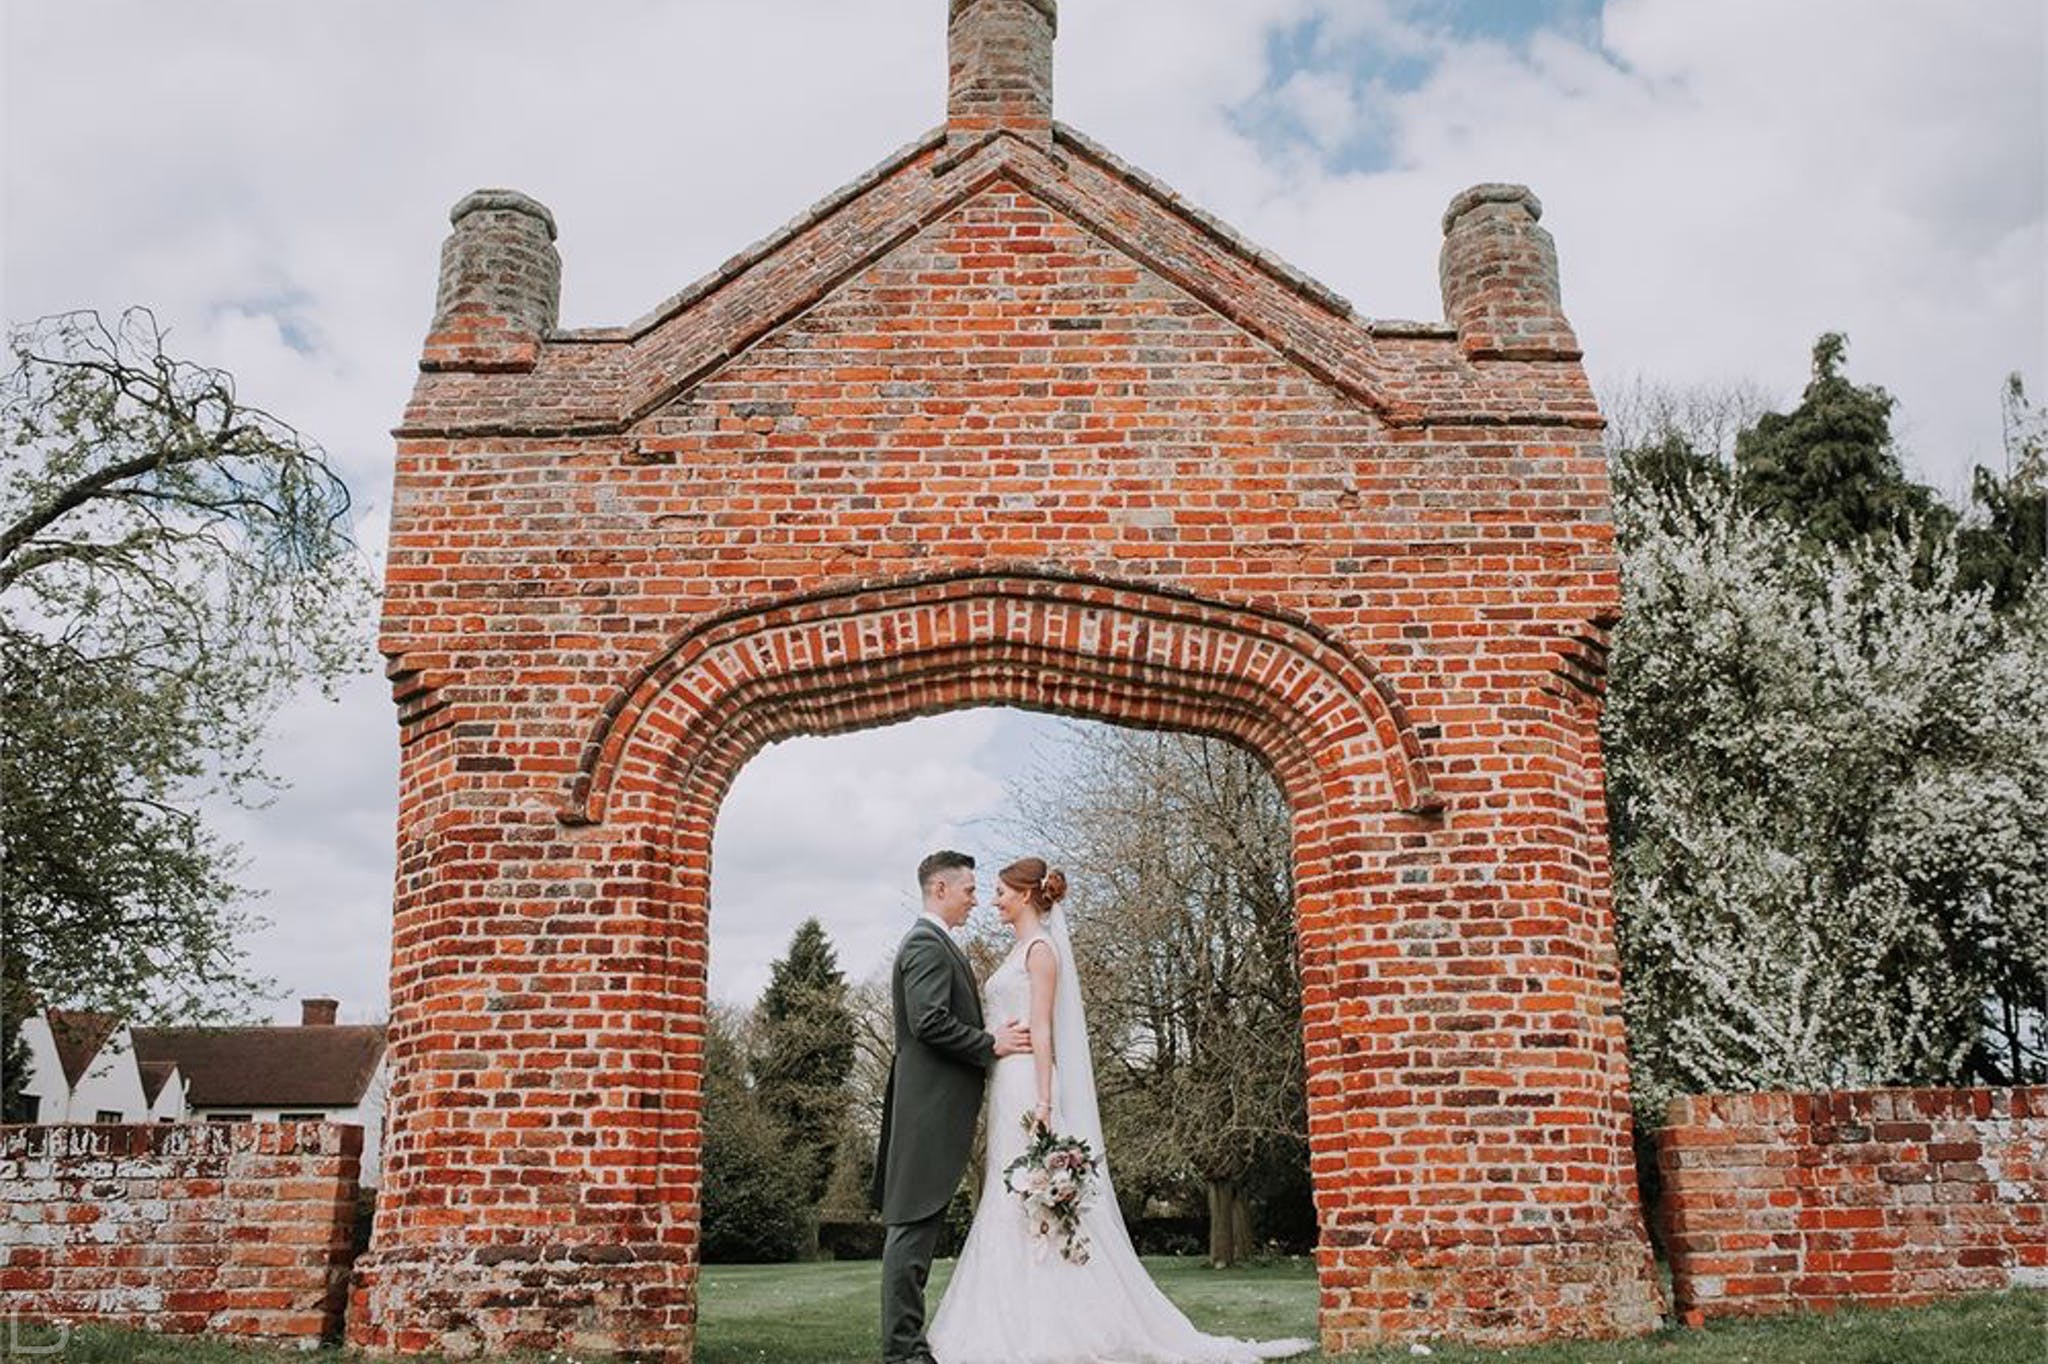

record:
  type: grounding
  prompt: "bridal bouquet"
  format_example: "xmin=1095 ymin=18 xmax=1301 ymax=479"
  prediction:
xmin=1002 ymin=1112 xmax=1102 ymax=1265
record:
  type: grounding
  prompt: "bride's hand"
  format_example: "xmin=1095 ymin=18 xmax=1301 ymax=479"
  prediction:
xmin=1031 ymin=1100 xmax=1052 ymax=1131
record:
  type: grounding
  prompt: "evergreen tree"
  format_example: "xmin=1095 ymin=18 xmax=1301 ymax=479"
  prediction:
xmin=1956 ymin=375 xmax=2048 ymax=610
xmin=700 ymin=1008 xmax=808 ymax=1263
xmin=1734 ymin=333 xmax=1954 ymax=553
xmin=1613 ymin=429 xmax=1730 ymax=513
xmin=749 ymin=919 xmax=856 ymax=1206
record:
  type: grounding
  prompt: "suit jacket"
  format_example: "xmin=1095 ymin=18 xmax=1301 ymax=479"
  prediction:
xmin=871 ymin=917 xmax=995 ymax=1225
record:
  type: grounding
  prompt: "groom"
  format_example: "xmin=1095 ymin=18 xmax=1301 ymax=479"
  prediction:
xmin=872 ymin=849 xmax=1030 ymax=1364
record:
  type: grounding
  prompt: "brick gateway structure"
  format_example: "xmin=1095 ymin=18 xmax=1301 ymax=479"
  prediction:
xmin=349 ymin=1 xmax=1664 ymax=1356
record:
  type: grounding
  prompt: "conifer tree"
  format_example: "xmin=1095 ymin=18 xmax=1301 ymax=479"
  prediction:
xmin=1734 ymin=333 xmax=1953 ymax=553
xmin=749 ymin=919 xmax=856 ymax=1205
xmin=1956 ymin=375 xmax=2048 ymax=610
xmin=700 ymin=1008 xmax=808 ymax=1262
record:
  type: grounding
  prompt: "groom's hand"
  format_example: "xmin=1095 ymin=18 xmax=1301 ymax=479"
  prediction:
xmin=992 ymin=1019 xmax=1031 ymax=1057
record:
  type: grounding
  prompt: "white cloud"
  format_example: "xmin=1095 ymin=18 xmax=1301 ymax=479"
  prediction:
xmin=5 ymin=0 xmax=2038 ymax=1021
xmin=201 ymin=674 xmax=397 ymax=1025
xmin=709 ymin=709 xmax=1019 ymax=1007
xmin=1215 ymin=0 xmax=2045 ymax=496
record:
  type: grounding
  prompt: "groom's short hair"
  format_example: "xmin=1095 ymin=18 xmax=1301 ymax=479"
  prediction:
xmin=917 ymin=849 xmax=975 ymax=895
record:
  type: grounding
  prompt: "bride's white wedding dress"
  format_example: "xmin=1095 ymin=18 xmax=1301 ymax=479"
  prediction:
xmin=928 ymin=922 xmax=1313 ymax=1364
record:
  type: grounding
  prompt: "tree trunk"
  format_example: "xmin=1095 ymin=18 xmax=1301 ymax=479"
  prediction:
xmin=1206 ymin=1178 xmax=1245 ymax=1268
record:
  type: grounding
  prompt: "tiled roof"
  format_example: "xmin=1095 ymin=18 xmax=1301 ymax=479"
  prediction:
xmin=44 ymin=1010 xmax=120 ymax=1088
xmin=129 ymin=1024 xmax=386 ymax=1108
xmin=137 ymin=1059 xmax=181 ymax=1106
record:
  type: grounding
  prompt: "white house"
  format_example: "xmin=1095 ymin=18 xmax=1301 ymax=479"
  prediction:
xmin=132 ymin=998 xmax=389 ymax=1187
xmin=15 ymin=997 xmax=388 ymax=1187
xmin=18 ymin=1010 xmax=176 ymax=1124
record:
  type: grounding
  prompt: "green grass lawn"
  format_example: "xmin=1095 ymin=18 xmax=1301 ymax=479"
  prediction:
xmin=694 ymin=1257 xmax=2045 ymax=1364
xmin=695 ymin=1255 xmax=1320 ymax=1362
xmin=21 ymin=1260 xmax=2044 ymax=1364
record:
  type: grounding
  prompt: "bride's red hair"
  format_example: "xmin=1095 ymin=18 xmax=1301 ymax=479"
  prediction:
xmin=998 ymin=856 xmax=1067 ymax=912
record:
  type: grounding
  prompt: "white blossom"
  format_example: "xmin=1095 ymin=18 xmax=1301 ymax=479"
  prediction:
xmin=1607 ymin=479 xmax=2048 ymax=1115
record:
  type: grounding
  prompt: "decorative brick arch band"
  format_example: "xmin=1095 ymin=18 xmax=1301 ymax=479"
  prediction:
xmin=563 ymin=569 xmax=1442 ymax=830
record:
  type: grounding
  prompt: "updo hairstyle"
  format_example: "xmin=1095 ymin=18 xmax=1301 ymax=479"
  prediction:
xmin=997 ymin=856 xmax=1067 ymax=913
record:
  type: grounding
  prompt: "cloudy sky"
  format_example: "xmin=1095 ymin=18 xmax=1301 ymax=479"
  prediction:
xmin=3 ymin=1 xmax=2040 ymax=1022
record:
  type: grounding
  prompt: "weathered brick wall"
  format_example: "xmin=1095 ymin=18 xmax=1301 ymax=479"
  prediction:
xmin=1657 ymin=1088 xmax=2048 ymax=1322
xmin=349 ymin=1 xmax=1665 ymax=1357
xmin=0 ymin=1122 xmax=363 ymax=1342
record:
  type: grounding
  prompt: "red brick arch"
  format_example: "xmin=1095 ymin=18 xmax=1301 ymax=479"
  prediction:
xmin=564 ymin=568 xmax=1440 ymax=830
xmin=351 ymin=3 xmax=1668 ymax=1352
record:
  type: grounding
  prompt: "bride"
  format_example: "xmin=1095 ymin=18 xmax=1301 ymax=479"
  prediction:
xmin=927 ymin=857 xmax=1313 ymax=1364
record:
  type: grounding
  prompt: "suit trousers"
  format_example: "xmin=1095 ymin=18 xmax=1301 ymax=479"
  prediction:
xmin=880 ymin=1210 xmax=947 ymax=1362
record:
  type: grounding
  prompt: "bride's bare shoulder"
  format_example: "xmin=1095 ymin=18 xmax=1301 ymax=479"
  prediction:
xmin=1023 ymin=935 xmax=1057 ymax=973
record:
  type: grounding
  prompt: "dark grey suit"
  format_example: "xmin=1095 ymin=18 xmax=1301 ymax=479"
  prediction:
xmin=872 ymin=917 xmax=994 ymax=1363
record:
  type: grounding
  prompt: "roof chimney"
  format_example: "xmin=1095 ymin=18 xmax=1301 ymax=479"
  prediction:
xmin=423 ymin=188 xmax=559 ymax=373
xmin=948 ymin=0 xmax=1056 ymax=148
xmin=301 ymin=998 xmax=339 ymax=1027
xmin=1439 ymin=183 xmax=1580 ymax=361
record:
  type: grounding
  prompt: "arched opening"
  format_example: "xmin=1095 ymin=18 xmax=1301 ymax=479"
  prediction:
xmin=692 ymin=707 xmax=1318 ymax=1354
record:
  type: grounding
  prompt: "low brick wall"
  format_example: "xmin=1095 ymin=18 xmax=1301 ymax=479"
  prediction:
xmin=0 ymin=1122 xmax=363 ymax=1342
xmin=1656 ymin=1087 xmax=2047 ymax=1322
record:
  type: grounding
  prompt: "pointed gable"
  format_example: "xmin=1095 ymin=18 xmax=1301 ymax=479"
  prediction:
xmin=137 ymin=1059 xmax=181 ymax=1106
xmin=403 ymin=78 xmax=1590 ymax=442
xmin=43 ymin=1009 xmax=120 ymax=1090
